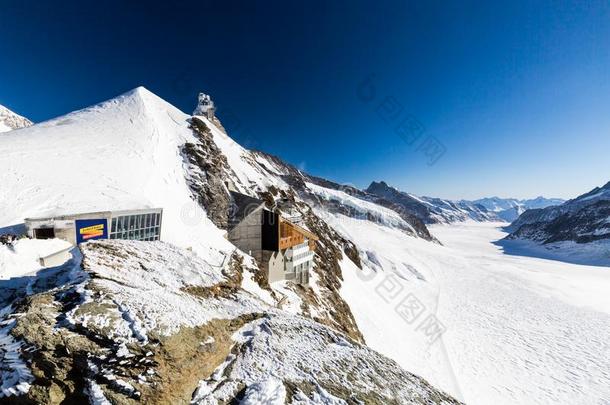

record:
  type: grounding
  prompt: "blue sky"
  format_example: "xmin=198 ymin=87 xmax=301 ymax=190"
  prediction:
xmin=1 ymin=1 xmax=609 ymax=200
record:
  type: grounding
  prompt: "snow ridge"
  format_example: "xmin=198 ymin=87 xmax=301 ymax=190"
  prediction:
xmin=0 ymin=104 xmax=32 ymax=133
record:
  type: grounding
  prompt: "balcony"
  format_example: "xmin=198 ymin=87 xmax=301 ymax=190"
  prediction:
xmin=279 ymin=234 xmax=305 ymax=250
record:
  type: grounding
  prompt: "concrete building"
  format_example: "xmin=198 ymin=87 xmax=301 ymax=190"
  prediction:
xmin=25 ymin=208 xmax=163 ymax=246
xmin=228 ymin=192 xmax=317 ymax=285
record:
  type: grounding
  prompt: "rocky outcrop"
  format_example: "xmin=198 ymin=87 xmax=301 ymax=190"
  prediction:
xmin=182 ymin=117 xmax=234 ymax=229
xmin=0 ymin=105 xmax=32 ymax=133
xmin=367 ymin=181 xmax=498 ymax=224
xmin=196 ymin=314 xmax=464 ymax=405
xmin=253 ymin=152 xmax=436 ymax=241
xmin=506 ymin=181 xmax=610 ymax=244
xmin=260 ymin=187 xmax=365 ymax=343
xmin=0 ymin=240 xmax=462 ymax=404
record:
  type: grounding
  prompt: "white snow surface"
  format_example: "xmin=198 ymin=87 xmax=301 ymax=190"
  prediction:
xmin=0 ymin=87 xmax=232 ymax=258
xmin=196 ymin=114 xmax=288 ymax=195
xmin=0 ymin=105 xmax=32 ymax=133
xmin=194 ymin=313 xmax=460 ymax=404
xmin=1 ymin=86 xmax=607 ymax=404
xmin=336 ymin=218 xmax=610 ymax=405
xmin=305 ymin=182 xmax=415 ymax=232
xmin=0 ymin=238 xmax=71 ymax=279
xmin=79 ymin=240 xmax=266 ymax=339
xmin=239 ymin=375 xmax=287 ymax=405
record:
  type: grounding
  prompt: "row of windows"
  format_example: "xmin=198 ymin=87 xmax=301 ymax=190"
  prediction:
xmin=109 ymin=228 xmax=160 ymax=241
xmin=292 ymin=250 xmax=313 ymax=262
xmin=110 ymin=213 xmax=161 ymax=242
xmin=111 ymin=213 xmax=160 ymax=232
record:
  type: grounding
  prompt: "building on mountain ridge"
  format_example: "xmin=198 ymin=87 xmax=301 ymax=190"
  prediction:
xmin=227 ymin=191 xmax=317 ymax=285
xmin=193 ymin=93 xmax=216 ymax=119
xmin=25 ymin=208 xmax=163 ymax=245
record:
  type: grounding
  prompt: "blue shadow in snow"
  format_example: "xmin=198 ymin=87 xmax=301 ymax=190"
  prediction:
xmin=493 ymin=238 xmax=610 ymax=267
xmin=0 ymin=223 xmax=26 ymax=236
xmin=0 ymin=249 xmax=81 ymax=307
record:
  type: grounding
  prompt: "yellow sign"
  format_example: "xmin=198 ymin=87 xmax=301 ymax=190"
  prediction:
xmin=79 ymin=223 xmax=105 ymax=239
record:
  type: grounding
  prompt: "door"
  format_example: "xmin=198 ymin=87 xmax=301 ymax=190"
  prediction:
xmin=34 ymin=228 xmax=55 ymax=239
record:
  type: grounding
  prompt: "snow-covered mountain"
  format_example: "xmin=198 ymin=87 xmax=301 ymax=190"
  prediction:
xmin=1 ymin=88 xmax=608 ymax=405
xmin=0 ymin=104 xmax=32 ymax=132
xmin=0 ymin=88 xmax=462 ymax=404
xmin=365 ymin=181 xmax=564 ymax=224
xmin=506 ymin=181 xmax=610 ymax=247
xmin=366 ymin=181 xmax=499 ymax=224
xmin=473 ymin=196 xmax=565 ymax=222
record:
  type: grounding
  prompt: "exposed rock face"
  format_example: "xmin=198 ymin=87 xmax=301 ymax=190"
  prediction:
xmin=0 ymin=241 xmax=462 ymax=405
xmin=180 ymin=117 xmax=368 ymax=343
xmin=182 ymin=117 xmax=234 ymax=229
xmin=0 ymin=105 xmax=32 ymax=133
xmin=366 ymin=181 xmax=499 ymax=224
xmin=260 ymin=187 xmax=365 ymax=343
xmin=506 ymin=181 xmax=610 ymax=244
xmin=367 ymin=181 xmax=435 ymax=222
xmin=0 ymin=89 xmax=464 ymax=404
xmin=0 ymin=240 xmax=262 ymax=404
xmin=254 ymin=152 xmax=436 ymax=241
xmin=195 ymin=314 xmax=464 ymax=405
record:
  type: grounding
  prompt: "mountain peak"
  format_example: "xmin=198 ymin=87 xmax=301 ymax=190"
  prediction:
xmin=0 ymin=104 xmax=33 ymax=132
xmin=116 ymin=86 xmax=164 ymax=106
xmin=367 ymin=180 xmax=392 ymax=191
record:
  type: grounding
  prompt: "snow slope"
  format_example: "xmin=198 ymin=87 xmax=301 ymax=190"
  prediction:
xmin=474 ymin=196 xmax=565 ymax=222
xmin=305 ymin=181 xmax=417 ymax=233
xmin=0 ymin=105 xmax=32 ymax=133
xmin=0 ymin=87 xmax=231 ymax=257
xmin=336 ymin=219 xmax=610 ymax=405
xmin=1 ymin=87 xmax=606 ymax=404
xmin=0 ymin=88 xmax=462 ymax=403
xmin=366 ymin=181 xmax=498 ymax=224
xmin=507 ymin=181 xmax=610 ymax=253
xmin=194 ymin=313 xmax=461 ymax=404
xmin=0 ymin=238 xmax=71 ymax=280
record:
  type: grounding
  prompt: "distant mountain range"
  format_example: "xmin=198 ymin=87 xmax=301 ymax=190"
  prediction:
xmin=0 ymin=86 xmax=604 ymax=403
xmin=0 ymin=104 xmax=32 ymax=132
xmin=473 ymin=196 xmax=566 ymax=222
xmin=365 ymin=181 xmax=564 ymax=224
xmin=506 ymin=181 xmax=610 ymax=245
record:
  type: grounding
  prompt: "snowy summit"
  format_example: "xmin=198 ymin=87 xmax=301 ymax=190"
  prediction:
xmin=0 ymin=104 xmax=32 ymax=133
xmin=0 ymin=86 xmax=608 ymax=405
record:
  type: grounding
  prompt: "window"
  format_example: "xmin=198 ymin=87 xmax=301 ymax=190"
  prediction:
xmin=109 ymin=212 xmax=161 ymax=242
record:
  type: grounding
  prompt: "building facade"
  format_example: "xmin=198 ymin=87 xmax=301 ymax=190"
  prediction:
xmin=25 ymin=208 xmax=163 ymax=246
xmin=227 ymin=192 xmax=317 ymax=285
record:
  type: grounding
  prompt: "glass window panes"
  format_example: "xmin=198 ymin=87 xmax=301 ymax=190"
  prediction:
xmin=110 ymin=212 xmax=161 ymax=242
